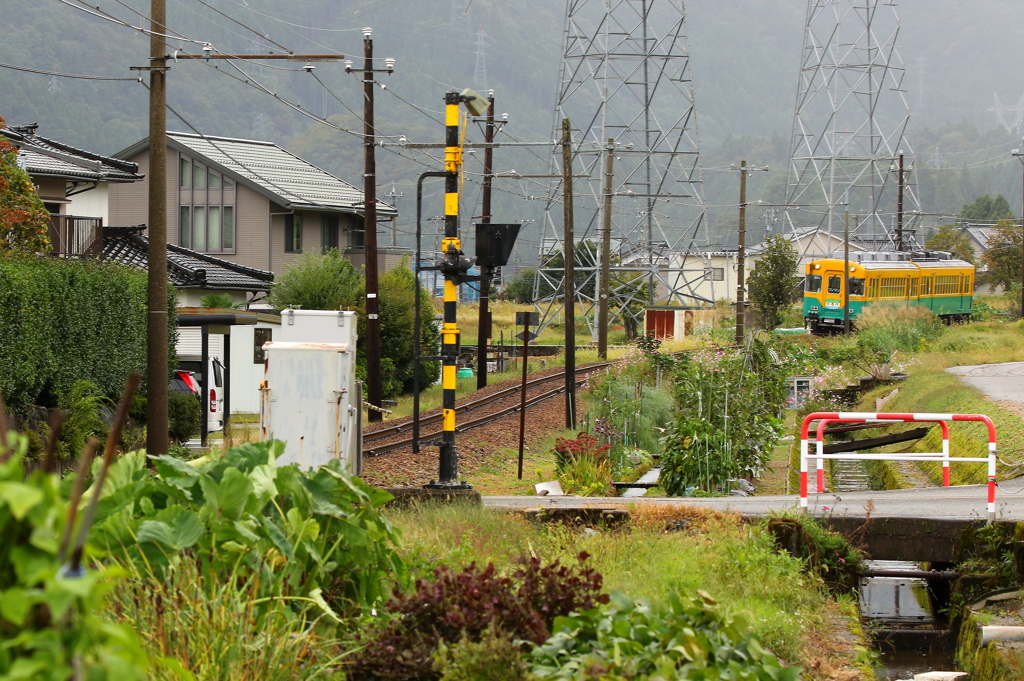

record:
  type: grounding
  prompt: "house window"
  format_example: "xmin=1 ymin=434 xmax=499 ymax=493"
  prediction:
xmin=177 ymin=153 xmax=235 ymax=253
xmin=348 ymin=217 xmax=365 ymax=248
xmin=711 ymin=267 xmax=725 ymax=281
xmin=321 ymin=215 xmax=339 ymax=253
xmin=254 ymin=328 xmax=272 ymax=363
xmin=179 ymin=157 xmax=191 ymax=187
xmin=285 ymin=214 xmax=303 ymax=253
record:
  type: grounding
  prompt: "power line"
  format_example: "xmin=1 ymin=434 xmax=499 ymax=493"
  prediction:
xmin=189 ymin=0 xmax=292 ymax=53
xmin=0 ymin=61 xmax=139 ymax=81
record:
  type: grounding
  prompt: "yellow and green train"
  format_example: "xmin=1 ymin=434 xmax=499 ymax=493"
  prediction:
xmin=803 ymin=257 xmax=974 ymax=335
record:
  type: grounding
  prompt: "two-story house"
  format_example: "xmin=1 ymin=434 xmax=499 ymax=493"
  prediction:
xmin=110 ymin=131 xmax=404 ymax=275
xmin=1 ymin=123 xmax=145 ymax=255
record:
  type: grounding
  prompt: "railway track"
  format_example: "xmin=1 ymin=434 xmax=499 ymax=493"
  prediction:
xmin=362 ymin=361 xmax=614 ymax=456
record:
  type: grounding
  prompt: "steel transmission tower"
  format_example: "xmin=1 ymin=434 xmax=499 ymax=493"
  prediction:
xmin=534 ymin=0 xmax=710 ymax=339
xmin=473 ymin=27 xmax=488 ymax=91
xmin=785 ymin=0 xmax=921 ymax=254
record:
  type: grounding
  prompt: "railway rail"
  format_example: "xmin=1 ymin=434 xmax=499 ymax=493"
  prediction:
xmin=362 ymin=361 xmax=615 ymax=456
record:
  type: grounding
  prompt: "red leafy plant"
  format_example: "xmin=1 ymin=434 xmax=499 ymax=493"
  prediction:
xmin=347 ymin=552 xmax=609 ymax=681
xmin=552 ymin=431 xmax=611 ymax=474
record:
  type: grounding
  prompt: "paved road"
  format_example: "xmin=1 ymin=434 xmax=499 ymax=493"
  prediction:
xmin=947 ymin=361 xmax=1024 ymax=403
xmin=483 ymin=476 xmax=1024 ymax=521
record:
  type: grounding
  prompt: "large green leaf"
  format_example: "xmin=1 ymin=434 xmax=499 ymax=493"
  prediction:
xmin=0 ymin=482 xmax=43 ymax=520
xmin=136 ymin=509 xmax=204 ymax=550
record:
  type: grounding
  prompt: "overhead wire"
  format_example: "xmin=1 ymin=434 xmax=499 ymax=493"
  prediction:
xmin=0 ymin=62 xmax=139 ymax=81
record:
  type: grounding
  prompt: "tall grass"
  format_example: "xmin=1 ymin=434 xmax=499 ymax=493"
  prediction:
xmin=105 ymin=558 xmax=345 ymax=681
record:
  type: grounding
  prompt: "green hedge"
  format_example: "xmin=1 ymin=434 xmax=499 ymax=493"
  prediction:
xmin=0 ymin=256 xmax=176 ymax=412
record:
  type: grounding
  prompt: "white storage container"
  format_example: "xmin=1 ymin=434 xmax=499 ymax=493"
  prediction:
xmin=278 ymin=309 xmax=357 ymax=344
xmin=259 ymin=340 xmax=361 ymax=473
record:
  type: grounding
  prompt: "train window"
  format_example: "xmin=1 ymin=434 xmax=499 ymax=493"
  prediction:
xmin=910 ymin=279 xmax=919 ymax=297
xmin=848 ymin=278 xmax=865 ymax=296
xmin=827 ymin=276 xmax=841 ymax=294
xmin=805 ymin=275 xmax=822 ymax=293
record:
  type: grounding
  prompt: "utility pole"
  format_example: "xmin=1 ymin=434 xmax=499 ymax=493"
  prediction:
xmin=735 ymin=160 xmax=747 ymax=345
xmin=844 ymin=191 xmax=851 ymax=336
xmin=562 ymin=118 xmax=576 ymax=429
xmin=361 ymin=27 xmax=383 ymax=422
xmin=896 ymin=151 xmax=905 ymax=252
xmin=597 ymin=138 xmax=614 ymax=359
xmin=145 ymin=0 xmax=169 ymax=457
xmin=476 ymin=93 xmax=495 ymax=390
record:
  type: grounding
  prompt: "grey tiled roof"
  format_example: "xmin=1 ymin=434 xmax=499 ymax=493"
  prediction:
xmin=103 ymin=226 xmax=273 ymax=291
xmin=165 ymin=132 xmax=395 ymax=215
xmin=3 ymin=124 xmax=143 ymax=183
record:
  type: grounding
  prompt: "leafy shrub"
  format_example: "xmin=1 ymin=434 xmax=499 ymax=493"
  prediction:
xmin=349 ymin=554 xmax=608 ymax=681
xmin=432 ymin=623 xmax=529 ymax=681
xmin=663 ymin=339 xmax=787 ymax=494
xmin=0 ymin=431 xmax=149 ymax=679
xmin=552 ymin=432 xmax=610 ymax=473
xmin=58 ymin=379 xmax=109 ymax=458
xmin=0 ymin=117 xmax=51 ymax=254
xmin=528 ymin=590 xmax=800 ymax=680
xmin=552 ymin=432 xmax=613 ymax=496
xmin=167 ymin=392 xmax=201 ymax=443
xmin=89 ymin=440 xmax=404 ymax=620
xmin=0 ymin=255 xmax=176 ymax=412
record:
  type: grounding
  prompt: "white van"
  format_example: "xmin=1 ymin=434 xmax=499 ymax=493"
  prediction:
xmin=176 ymin=355 xmax=225 ymax=433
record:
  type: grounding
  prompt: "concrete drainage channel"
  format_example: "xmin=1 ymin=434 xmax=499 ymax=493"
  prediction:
xmin=829 ymin=458 xmax=961 ymax=680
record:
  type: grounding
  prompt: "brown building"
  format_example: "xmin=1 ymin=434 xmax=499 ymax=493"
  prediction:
xmin=111 ymin=131 xmax=405 ymax=275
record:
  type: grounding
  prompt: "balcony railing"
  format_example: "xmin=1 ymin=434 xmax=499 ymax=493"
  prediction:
xmin=48 ymin=215 xmax=103 ymax=258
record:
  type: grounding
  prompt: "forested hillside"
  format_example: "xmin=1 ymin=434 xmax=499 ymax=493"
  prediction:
xmin=2 ymin=0 xmax=1023 ymax=256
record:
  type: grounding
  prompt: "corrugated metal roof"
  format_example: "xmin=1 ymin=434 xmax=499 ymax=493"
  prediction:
xmin=166 ymin=131 xmax=395 ymax=215
xmin=102 ymin=226 xmax=273 ymax=291
xmin=3 ymin=124 xmax=143 ymax=183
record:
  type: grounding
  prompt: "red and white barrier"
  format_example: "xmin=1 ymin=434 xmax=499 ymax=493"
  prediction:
xmin=799 ymin=412 xmax=997 ymax=523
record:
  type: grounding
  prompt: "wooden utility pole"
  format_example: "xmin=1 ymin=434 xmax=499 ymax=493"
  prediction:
xmin=363 ymin=28 xmax=383 ymax=422
xmin=597 ymin=138 xmax=614 ymax=359
xmin=735 ymin=160 xmax=747 ymax=345
xmin=561 ymin=118 xmax=576 ymax=429
xmin=896 ymin=151 xmax=905 ymax=252
xmin=476 ymin=94 xmax=495 ymax=390
xmin=146 ymin=0 xmax=169 ymax=456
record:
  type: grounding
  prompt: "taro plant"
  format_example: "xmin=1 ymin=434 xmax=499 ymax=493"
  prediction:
xmin=528 ymin=590 xmax=801 ymax=680
xmin=0 ymin=430 xmax=150 ymax=680
xmin=88 ymin=440 xmax=406 ymax=621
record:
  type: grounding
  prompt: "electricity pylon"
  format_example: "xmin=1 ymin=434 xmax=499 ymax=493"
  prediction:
xmin=785 ymin=0 xmax=921 ymax=255
xmin=534 ymin=0 xmax=711 ymax=340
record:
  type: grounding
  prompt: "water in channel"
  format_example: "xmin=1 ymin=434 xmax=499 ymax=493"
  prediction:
xmin=829 ymin=458 xmax=957 ymax=680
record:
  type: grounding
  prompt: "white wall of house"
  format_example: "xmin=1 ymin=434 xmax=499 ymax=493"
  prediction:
xmin=176 ymin=315 xmax=281 ymax=415
xmin=666 ymin=252 xmax=739 ymax=304
xmin=67 ymin=183 xmax=109 ymax=223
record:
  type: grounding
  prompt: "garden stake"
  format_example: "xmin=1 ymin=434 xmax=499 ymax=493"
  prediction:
xmin=41 ymin=409 xmax=65 ymax=474
xmin=517 ymin=312 xmax=531 ymax=479
xmin=69 ymin=372 xmax=140 ymax=572
xmin=57 ymin=437 xmax=99 ymax=564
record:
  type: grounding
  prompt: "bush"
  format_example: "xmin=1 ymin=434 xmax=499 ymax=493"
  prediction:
xmin=552 ymin=432 xmax=613 ymax=496
xmin=167 ymin=392 xmax=201 ymax=443
xmin=349 ymin=554 xmax=608 ymax=681
xmin=0 ymin=255 xmax=176 ymax=412
xmin=433 ymin=623 xmax=529 ymax=681
xmin=58 ymin=379 xmax=109 ymax=459
xmin=528 ymin=590 xmax=800 ymax=680
xmin=89 ymin=440 xmax=404 ymax=621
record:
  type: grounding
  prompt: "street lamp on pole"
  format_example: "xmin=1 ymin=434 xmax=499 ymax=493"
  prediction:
xmin=1012 ymin=145 xmax=1024 ymax=319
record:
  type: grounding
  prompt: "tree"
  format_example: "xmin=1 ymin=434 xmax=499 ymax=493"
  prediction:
xmin=960 ymin=194 xmax=1014 ymax=222
xmin=0 ymin=117 xmax=51 ymax=254
xmin=926 ymin=224 xmax=976 ymax=264
xmin=747 ymin=235 xmax=800 ymax=330
xmin=981 ymin=219 xmax=1022 ymax=292
xmin=502 ymin=268 xmax=536 ymax=303
xmin=268 ymin=251 xmax=438 ymax=397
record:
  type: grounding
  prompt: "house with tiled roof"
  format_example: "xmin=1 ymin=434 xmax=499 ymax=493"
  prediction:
xmin=102 ymin=225 xmax=274 ymax=306
xmin=1 ymin=123 xmax=145 ymax=255
xmin=110 ymin=131 xmax=406 ymax=276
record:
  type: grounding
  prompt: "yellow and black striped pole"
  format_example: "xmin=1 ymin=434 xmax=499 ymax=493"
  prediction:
xmin=437 ymin=90 xmax=464 ymax=485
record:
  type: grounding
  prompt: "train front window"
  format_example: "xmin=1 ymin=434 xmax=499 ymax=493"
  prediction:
xmin=805 ymin=275 xmax=822 ymax=293
xmin=827 ymin=275 xmax=841 ymax=294
xmin=848 ymin=277 xmax=865 ymax=296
